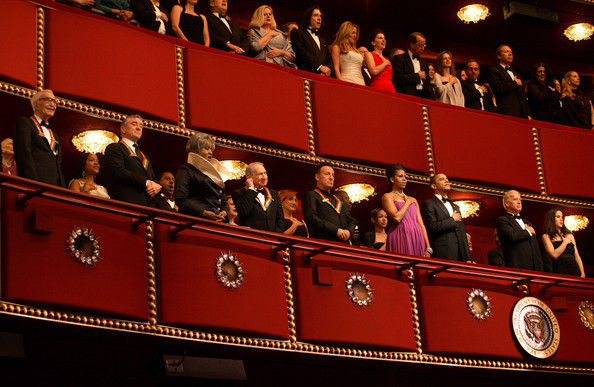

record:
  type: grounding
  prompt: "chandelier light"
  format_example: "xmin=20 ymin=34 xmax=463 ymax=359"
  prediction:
xmin=70 ymin=130 xmax=119 ymax=154
xmin=453 ymin=200 xmax=480 ymax=218
xmin=457 ymin=4 xmax=490 ymax=23
xmin=336 ymin=183 xmax=376 ymax=203
xmin=219 ymin=160 xmax=248 ymax=180
xmin=563 ymin=23 xmax=594 ymax=41
xmin=564 ymin=215 xmax=589 ymax=232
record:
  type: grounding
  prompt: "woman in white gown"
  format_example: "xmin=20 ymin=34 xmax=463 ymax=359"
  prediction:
xmin=69 ymin=153 xmax=110 ymax=198
xmin=432 ymin=51 xmax=465 ymax=107
xmin=331 ymin=21 xmax=365 ymax=86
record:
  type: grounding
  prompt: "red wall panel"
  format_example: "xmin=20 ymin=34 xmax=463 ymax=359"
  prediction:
xmin=1 ymin=190 xmax=149 ymax=320
xmin=0 ymin=0 xmax=37 ymax=87
xmin=185 ymin=49 xmax=309 ymax=152
xmin=292 ymin=252 xmax=416 ymax=351
xmin=538 ymin=124 xmax=594 ymax=200
xmin=154 ymin=223 xmax=290 ymax=339
xmin=312 ymin=82 xmax=429 ymax=174
xmin=430 ymin=106 xmax=541 ymax=193
xmin=45 ymin=8 xmax=179 ymax=123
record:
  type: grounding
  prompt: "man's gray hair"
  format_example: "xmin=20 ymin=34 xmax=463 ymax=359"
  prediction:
xmin=245 ymin=162 xmax=264 ymax=177
xmin=186 ymin=132 xmax=215 ymax=154
xmin=30 ymin=89 xmax=54 ymax=109
xmin=121 ymin=114 xmax=143 ymax=128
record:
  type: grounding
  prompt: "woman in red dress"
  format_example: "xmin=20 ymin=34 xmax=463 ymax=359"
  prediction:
xmin=364 ymin=29 xmax=395 ymax=92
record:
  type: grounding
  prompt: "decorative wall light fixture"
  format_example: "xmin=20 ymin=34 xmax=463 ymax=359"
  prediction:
xmin=457 ymin=4 xmax=490 ymax=23
xmin=71 ymin=130 xmax=119 ymax=154
xmin=336 ymin=183 xmax=376 ymax=203
xmin=563 ymin=23 xmax=594 ymax=41
xmin=453 ymin=200 xmax=480 ymax=218
xmin=564 ymin=215 xmax=589 ymax=231
xmin=219 ymin=160 xmax=248 ymax=180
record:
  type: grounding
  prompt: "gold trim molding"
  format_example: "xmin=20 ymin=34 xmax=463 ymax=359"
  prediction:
xmin=303 ymin=79 xmax=316 ymax=157
xmin=532 ymin=127 xmax=547 ymax=195
xmin=175 ymin=46 xmax=186 ymax=129
xmin=145 ymin=221 xmax=157 ymax=326
xmin=35 ymin=6 xmax=45 ymax=91
xmin=422 ymin=105 xmax=435 ymax=176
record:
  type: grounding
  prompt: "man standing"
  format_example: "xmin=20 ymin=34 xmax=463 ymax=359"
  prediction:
xmin=231 ymin=162 xmax=284 ymax=232
xmin=495 ymin=190 xmax=543 ymax=271
xmin=13 ymin=89 xmax=65 ymax=187
xmin=421 ymin=174 xmax=471 ymax=262
xmin=392 ymin=32 xmax=435 ymax=100
xmin=462 ymin=59 xmax=496 ymax=113
xmin=335 ymin=189 xmax=360 ymax=245
xmin=486 ymin=45 xmax=531 ymax=118
xmin=290 ymin=5 xmax=332 ymax=77
xmin=155 ymin=171 xmax=177 ymax=212
xmin=104 ymin=115 xmax=161 ymax=206
xmin=206 ymin=0 xmax=248 ymax=55
xmin=302 ymin=164 xmax=355 ymax=243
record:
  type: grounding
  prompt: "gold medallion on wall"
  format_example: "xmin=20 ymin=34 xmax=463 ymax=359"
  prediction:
xmin=466 ymin=288 xmax=492 ymax=320
xmin=511 ymin=297 xmax=560 ymax=359
xmin=215 ymin=251 xmax=244 ymax=288
xmin=578 ymin=301 xmax=594 ymax=331
xmin=66 ymin=226 xmax=101 ymax=266
xmin=346 ymin=273 xmax=373 ymax=307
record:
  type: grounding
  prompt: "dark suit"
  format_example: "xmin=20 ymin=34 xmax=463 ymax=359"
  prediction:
xmin=391 ymin=52 xmax=435 ymax=100
xmin=174 ymin=163 xmax=228 ymax=218
xmin=487 ymin=246 xmax=505 ymax=267
xmin=104 ymin=141 xmax=157 ymax=207
xmin=462 ymin=79 xmax=496 ymax=112
xmin=13 ymin=116 xmax=65 ymax=187
xmin=526 ymin=80 xmax=566 ymax=125
xmin=421 ymin=196 xmax=471 ymax=262
xmin=130 ymin=0 xmax=172 ymax=35
xmin=232 ymin=187 xmax=284 ymax=232
xmin=485 ymin=65 xmax=531 ymax=118
xmin=302 ymin=189 xmax=355 ymax=243
xmin=290 ymin=28 xmax=332 ymax=75
xmin=206 ymin=13 xmax=249 ymax=54
xmin=154 ymin=194 xmax=176 ymax=212
xmin=495 ymin=214 xmax=543 ymax=271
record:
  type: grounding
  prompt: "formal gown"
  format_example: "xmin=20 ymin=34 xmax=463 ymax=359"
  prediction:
xmin=283 ymin=218 xmax=308 ymax=237
xmin=362 ymin=230 xmax=385 ymax=249
xmin=179 ymin=9 xmax=205 ymax=45
xmin=552 ymin=241 xmax=580 ymax=276
xmin=369 ymin=53 xmax=395 ymax=92
xmin=70 ymin=179 xmax=111 ymax=199
xmin=339 ymin=51 xmax=365 ymax=86
xmin=432 ymin=73 xmax=465 ymax=107
xmin=562 ymin=91 xmax=593 ymax=129
xmin=248 ymin=27 xmax=296 ymax=68
xmin=386 ymin=201 xmax=426 ymax=256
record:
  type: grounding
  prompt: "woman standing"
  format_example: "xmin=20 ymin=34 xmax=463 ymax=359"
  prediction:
xmin=331 ymin=21 xmax=365 ymax=85
xmin=382 ymin=164 xmax=431 ymax=257
xmin=69 ymin=153 xmax=110 ymax=198
xmin=361 ymin=208 xmax=388 ymax=250
xmin=279 ymin=189 xmax=308 ymax=237
xmin=365 ymin=29 xmax=394 ymax=92
xmin=542 ymin=209 xmax=585 ymax=277
xmin=171 ymin=0 xmax=209 ymax=45
xmin=432 ymin=51 xmax=464 ymax=107
xmin=561 ymin=71 xmax=594 ymax=129
xmin=526 ymin=62 xmax=565 ymax=125
xmin=247 ymin=5 xmax=296 ymax=68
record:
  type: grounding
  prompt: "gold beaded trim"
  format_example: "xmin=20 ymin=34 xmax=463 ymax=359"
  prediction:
xmin=303 ymin=79 xmax=316 ymax=156
xmin=422 ymin=106 xmax=435 ymax=176
xmin=282 ymin=248 xmax=297 ymax=343
xmin=532 ymin=127 xmax=547 ymax=195
xmin=145 ymin=221 xmax=157 ymax=326
xmin=408 ymin=269 xmax=423 ymax=354
xmin=35 ymin=6 xmax=45 ymax=91
xmin=175 ymin=46 xmax=186 ymax=129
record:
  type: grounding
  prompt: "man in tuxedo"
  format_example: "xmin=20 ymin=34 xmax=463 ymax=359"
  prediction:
xmin=302 ymin=164 xmax=355 ymax=243
xmin=392 ymin=32 xmax=435 ymax=100
xmin=486 ymin=45 xmax=531 ymax=119
xmin=206 ymin=0 xmax=248 ymax=55
xmin=335 ymin=189 xmax=359 ymax=245
xmin=290 ymin=5 xmax=332 ymax=77
xmin=231 ymin=162 xmax=284 ymax=232
xmin=421 ymin=173 xmax=471 ymax=262
xmin=155 ymin=172 xmax=177 ymax=212
xmin=495 ymin=190 xmax=544 ymax=271
xmin=104 ymin=115 xmax=161 ymax=207
xmin=462 ymin=59 xmax=496 ymax=113
xmin=13 ymin=89 xmax=65 ymax=187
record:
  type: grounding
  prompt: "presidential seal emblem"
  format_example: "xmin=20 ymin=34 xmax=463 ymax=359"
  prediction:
xmin=511 ymin=297 xmax=560 ymax=359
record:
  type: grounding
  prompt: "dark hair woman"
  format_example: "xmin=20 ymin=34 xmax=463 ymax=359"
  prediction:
xmin=68 ymin=152 xmax=110 ymax=198
xmin=542 ymin=208 xmax=585 ymax=277
xmin=361 ymin=208 xmax=388 ymax=250
xmin=526 ymin=62 xmax=566 ymax=125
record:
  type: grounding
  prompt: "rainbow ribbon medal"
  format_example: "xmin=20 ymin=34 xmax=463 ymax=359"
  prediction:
xmin=30 ymin=116 xmax=58 ymax=153
xmin=315 ymin=188 xmax=342 ymax=214
xmin=258 ymin=187 xmax=273 ymax=211
xmin=121 ymin=141 xmax=149 ymax=170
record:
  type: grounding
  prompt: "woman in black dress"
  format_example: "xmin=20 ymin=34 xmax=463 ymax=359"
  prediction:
xmin=279 ymin=189 xmax=308 ymax=237
xmin=361 ymin=208 xmax=388 ymax=250
xmin=561 ymin=71 xmax=594 ymax=129
xmin=526 ymin=62 xmax=566 ymax=125
xmin=171 ymin=0 xmax=209 ymax=45
xmin=542 ymin=208 xmax=585 ymax=277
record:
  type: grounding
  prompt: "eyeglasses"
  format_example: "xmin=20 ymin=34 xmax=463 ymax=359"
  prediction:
xmin=40 ymin=97 xmax=58 ymax=104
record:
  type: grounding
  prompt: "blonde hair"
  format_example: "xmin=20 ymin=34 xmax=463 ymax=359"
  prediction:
xmin=561 ymin=71 xmax=577 ymax=100
xmin=249 ymin=5 xmax=277 ymax=30
xmin=332 ymin=21 xmax=359 ymax=54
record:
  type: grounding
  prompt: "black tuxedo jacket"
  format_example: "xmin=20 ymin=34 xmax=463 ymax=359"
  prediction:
xmin=232 ymin=187 xmax=284 ymax=232
xmin=485 ymin=65 xmax=531 ymax=118
xmin=461 ymin=79 xmax=496 ymax=112
xmin=206 ymin=13 xmax=249 ymax=54
xmin=130 ymin=0 xmax=172 ymax=35
xmin=154 ymin=194 xmax=176 ymax=212
xmin=302 ymin=189 xmax=355 ymax=243
xmin=421 ymin=197 xmax=471 ymax=262
xmin=391 ymin=53 xmax=435 ymax=100
xmin=495 ymin=214 xmax=543 ymax=271
xmin=290 ymin=28 xmax=332 ymax=75
xmin=13 ymin=116 xmax=65 ymax=187
xmin=104 ymin=141 xmax=157 ymax=207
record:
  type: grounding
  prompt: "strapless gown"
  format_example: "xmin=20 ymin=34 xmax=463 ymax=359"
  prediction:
xmin=340 ymin=51 xmax=365 ymax=85
xmin=369 ymin=52 xmax=395 ymax=92
xmin=386 ymin=202 xmax=425 ymax=256
xmin=552 ymin=241 xmax=580 ymax=276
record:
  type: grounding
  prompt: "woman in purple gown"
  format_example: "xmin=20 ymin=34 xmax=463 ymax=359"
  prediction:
xmin=382 ymin=164 xmax=432 ymax=257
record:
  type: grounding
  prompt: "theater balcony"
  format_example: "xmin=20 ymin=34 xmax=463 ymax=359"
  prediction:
xmin=1 ymin=0 xmax=593 ymax=384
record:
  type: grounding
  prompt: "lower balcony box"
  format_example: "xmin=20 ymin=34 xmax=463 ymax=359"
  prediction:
xmin=291 ymin=251 xmax=417 ymax=351
xmin=154 ymin=223 xmax=290 ymax=340
xmin=1 ymin=190 xmax=149 ymax=321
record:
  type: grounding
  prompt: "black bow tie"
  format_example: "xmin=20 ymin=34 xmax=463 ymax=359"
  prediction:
xmin=41 ymin=121 xmax=50 ymax=128
xmin=219 ymin=13 xmax=227 ymax=19
xmin=412 ymin=54 xmax=420 ymax=60
xmin=442 ymin=197 xmax=453 ymax=204
xmin=308 ymin=27 xmax=318 ymax=35
xmin=164 ymin=195 xmax=174 ymax=202
xmin=505 ymin=66 xmax=513 ymax=72
xmin=511 ymin=214 xmax=522 ymax=220
xmin=471 ymin=79 xmax=479 ymax=84
xmin=257 ymin=188 xmax=266 ymax=194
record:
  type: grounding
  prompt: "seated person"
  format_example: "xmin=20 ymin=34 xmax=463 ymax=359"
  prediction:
xmin=130 ymin=0 xmax=172 ymax=35
xmin=247 ymin=5 xmax=296 ymax=68
xmin=1 ymin=138 xmax=17 ymax=175
xmin=155 ymin=172 xmax=177 ymax=211
xmin=174 ymin=133 xmax=229 ymax=221
xmin=487 ymin=230 xmax=505 ymax=267
xmin=95 ymin=0 xmax=133 ymax=22
xmin=226 ymin=194 xmax=238 ymax=226
xmin=68 ymin=152 xmax=110 ymax=198
xmin=361 ymin=208 xmax=388 ymax=250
